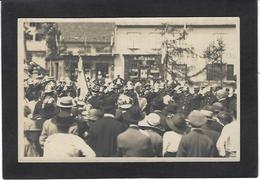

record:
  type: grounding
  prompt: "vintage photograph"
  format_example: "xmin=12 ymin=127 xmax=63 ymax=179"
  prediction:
xmin=18 ymin=17 xmax=240 ymax=162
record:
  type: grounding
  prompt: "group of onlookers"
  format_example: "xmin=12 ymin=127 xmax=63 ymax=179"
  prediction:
xmin=23 ymin=74 xmax=238 ymax=158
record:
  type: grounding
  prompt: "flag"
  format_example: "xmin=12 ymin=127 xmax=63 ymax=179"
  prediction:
xmin=77 ymin=56 xmax=89 ymax=99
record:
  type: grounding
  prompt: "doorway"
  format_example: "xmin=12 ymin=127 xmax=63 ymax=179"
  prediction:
xmin=96 ymin=63 xmax=109 ymax=79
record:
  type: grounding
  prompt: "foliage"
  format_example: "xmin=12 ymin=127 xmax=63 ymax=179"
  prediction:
xmin=203 ymin=39 xmax=225 ymax=63
xmin=158 ymin=24 xmax=195 ymax=81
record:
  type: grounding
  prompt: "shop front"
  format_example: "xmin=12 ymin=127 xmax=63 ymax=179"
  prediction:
xmin=124 ymin=55 xmax=162 ymax=81
xmin=47 ymin=55 xmax=115 ymax=82
xmin=80 ymin=55 xmax=115 ymax=81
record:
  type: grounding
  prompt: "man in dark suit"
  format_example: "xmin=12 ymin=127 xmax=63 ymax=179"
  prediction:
xmin=86 ymin=96 xmax=125 ymax=157
xmin=117 ymin=106 xmax=154 ymax=157
xmin=177 ymin=110 xmax=218 ymax=157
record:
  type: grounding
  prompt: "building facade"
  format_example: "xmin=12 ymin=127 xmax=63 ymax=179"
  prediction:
xmin=47 ymin=22 xmax=115 ymax=81
xmin=24 ymin=22 xmax=47 ymax=68
xmin=113 ymin=19 xmax=239 ymax=84
xmin=25 ymin=19 xmax=239 ymax=85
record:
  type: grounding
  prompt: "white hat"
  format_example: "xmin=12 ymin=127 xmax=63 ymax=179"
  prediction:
xmin=174 ymin=85 xmax=181 ymax=91
xmin=138 ymin=113 xmax=162 ymax=130
xmin=134 ymin=82 xmax=142 ymax=89
xmin=163 ymin=95 xmax=173 ymax=105
xmin=117 ymin=94 xmax=133 ymax=109
xmin=127 ymin=81 xmax=134 ymax=90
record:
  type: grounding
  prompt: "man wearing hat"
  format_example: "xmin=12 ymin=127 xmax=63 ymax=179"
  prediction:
xmin=202 ymin=86 xmax=217 ymax=107
xmin=150 ymin=96 xmax=168 ymax=130
xmin=215 ymin=88 xmax=229 ymax=111
xmin=162 ymin=102 xmax=178 ymax=117
xmin=86 ymin=84 xmax=102 ymax=109
xmin=56 ymin=77 xmax=66 ymax=97
xmin=113 ymin=74 xmax=125 ymax=86
xmin=114 ymin=94 xmax=134 ymax=129
xmin=200 ymin=106 xmax=221 ymax=147
xmin=190 ymin=86 xmax=202 ymax=111
xmin=163 ymin=113 xmax=187 ymax=157
xmin=32 ymin=84 xmax=58 ymax=127
xmin=117 ymin=106 xmax=154 ymax=157
xmin=24 ymin=112 xmax=42 ymax=157
xmin=104 ymin=83 xmax=119 ymax=103
xmin=201 ymin=104 xmax=224 ymax=133
xmin=177 ymin=110 xmax=218 ymax=157
xmin=25 ymin=78 xmax=37 ymax=102
xmin=125 ymin=81 xmax=139 ymax=105
xmin=87 ymin=96 xmax=125 ymax=157
xmin=216 ymin=111 xmax=234 ymax=126
xmin=43 ymin=112 xmax=96 ymax=158
xmin=227 ymin=87 xmax=237 ymax=117
xmin=143 ymin=85 xmax=157 ymax=114
xmin=77 ymin=109 xmax=104 ymax=141
xmin=39 ymin=96 xmax=79 ymax=148
xmin=138 ymin=113 xmax=163 ymax=157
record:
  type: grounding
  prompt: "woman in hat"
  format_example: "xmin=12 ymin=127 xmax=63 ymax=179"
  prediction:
xmin=163 ymin=113 xmax=187 ymax=157
xmin=39 ymin=96 xmax=79 ymax=148
xmin=138 ymin=113 xmax=164 ymax=157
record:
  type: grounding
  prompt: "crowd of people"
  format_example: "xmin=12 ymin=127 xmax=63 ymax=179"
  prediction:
xmin=23 ymin=73 xmax=239 ymax=158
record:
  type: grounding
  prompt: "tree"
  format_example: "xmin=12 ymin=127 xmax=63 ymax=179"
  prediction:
xmin=203 ymin=38 xmax=225 ymax=64
xmin=158 ymin=24 xmax=195 ymax=82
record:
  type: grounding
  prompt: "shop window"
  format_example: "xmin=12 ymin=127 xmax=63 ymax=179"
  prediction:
xmin=96 ymin=63 xmax=109 ymax=78
xmin=226 ymin=64 xmax=234 ymax=80
xmin=206 ymin=63 xmax=226 ymax=81
xmin=125 ymin=55 xmax=161 ymax=80
xmin=29 ymin=22 xmax=37 ymax=27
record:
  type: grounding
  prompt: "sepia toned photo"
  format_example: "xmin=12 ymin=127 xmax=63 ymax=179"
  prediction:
xmin=18 ymin=17 xmax=240 ymax=162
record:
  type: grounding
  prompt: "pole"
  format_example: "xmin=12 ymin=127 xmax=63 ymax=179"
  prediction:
xmin=220 ymin=59 xmax=223 ymax=87
xmin=165 ymin=53 xmax=168 ymax=81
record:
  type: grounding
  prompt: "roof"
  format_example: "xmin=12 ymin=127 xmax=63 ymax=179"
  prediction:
xmin=58 ymin=22 xmax=115 ymax=43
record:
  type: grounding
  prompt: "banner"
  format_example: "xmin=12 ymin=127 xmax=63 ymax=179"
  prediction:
xmin=77 ymin=56 xmax=89 ymax=99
